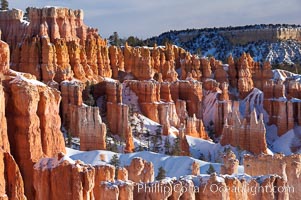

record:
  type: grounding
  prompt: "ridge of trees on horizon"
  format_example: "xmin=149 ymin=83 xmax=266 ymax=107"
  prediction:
xmin=0 ymin=0 xmax=8 ymax=10
xmin=108 ymin=31 xmax=149 ymax=47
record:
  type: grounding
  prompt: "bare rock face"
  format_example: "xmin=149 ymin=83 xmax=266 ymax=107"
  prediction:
xmin=220 ymin=150 xmax=239 ymax=175
xmin=26 ymin=7 xmax=88 ymax=43
xmin=0 ymin=9 xmax=27 ymax=48
xmin=109 ymin=45 xmax=124 ymax=79
xmin=263 ymin=80 xmax=296 ymax=136
xmin=220 ymin=108 xmax=268 ymax=155
xmin=76 ymin=106 xmax=106 ymax=151
xmin=170 ymin=80 xmax=203 ymax=118
xmin=184 ymin=115 xmax=209 ymax=139
xmin=126 ymin=157 xmax=154 ymax=183
xmin=227 ymin=55 xmax=237 ymax=88
xmin=0 ymin=40 xmax=9 ymax=74
xmin=60 ymin=80 xmax=84 ymax=135
xmin=0 ymin=84 xmax=9 ymax=152
xmin=34 ymin=155 xmax=95 ymax=200
xmin=5 ymin=75 xmax=65 ymax=199
xmin=0 ymin=150 xmax=26 ymax=200
xmin=237 ymin=53 xmax=254 ymax=99
xmin=117 ymin=167 xmax=128 ymax=181
xmin=244 ymin=154 xmax=301 ymax=200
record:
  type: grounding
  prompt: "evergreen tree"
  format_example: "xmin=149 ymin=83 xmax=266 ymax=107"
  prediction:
xmin=110 ymin=154 xmax=120 ymax=168
xmin=171 ymin=137 xmax=181 ymax=156
xmin=206 ymin=164 xmax=216 ymax=174
xmin=67 ymin=132 xmax=72 ymax=148
xmin=0 ymin=0 xmax=8 ymax=10
xmin=164 ymin=137 xmax=171 ymax=155
xmin=156 ymin=167 xmax=166 ymax=180
xmin=108 ymin=32 xmax=123 ymax=46
xmin=151 ymin=126 xmax=162 ymax=153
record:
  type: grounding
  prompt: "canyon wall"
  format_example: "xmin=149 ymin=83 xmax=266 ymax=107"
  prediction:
xmin=221 ymin=27 xmax=301 ymax=45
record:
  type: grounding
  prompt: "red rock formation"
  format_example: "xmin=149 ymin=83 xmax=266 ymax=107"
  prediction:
xmin=0 ymin=149 xmax=26 ymax=200
xmin=60 ymin=80 xmax=84 ymax=134
xmin=214 ymin=62 xmax=228 ymax=84
xmin=220 ymin=108 xmax=268 ymax=155
xmin=117 ymin=167 xmax=128 ymax=181
xmin=127 ymin=80 xmax=160 ymax=122
xmin=178 ymin=125 xmax=191 ymax=156
xmin=126 ymin=157 xmax=154 ymax=183
xmin=134 ymin=180 xmax=172 ymax=200
xmin=75 ymin=106 xmax=106 ymax=151
xmin=5 ymin=75 xmax=65 ymax=199
xmin=197 ymin=173 xmax=289 ymax=200
xmin=34 ymin=155 xmax=95 ymax=200
xmin=263 ymin=80 xmax=295 ymax=136
xmin=184 ymin=115 xmax=209 ymax=139
xmin=109 ymin=45 xmax=124 ymax=79
xmin=0 ymin=84 xmax=9 ymax=152
xmin=244 ymin=154 xmax=300 ymax=200
xmin=104 ymin=81 xmax=134 ymax=152
xmin=0 ymin=9 xmax=27 ymax=48
xmin=198 ymin=173 xmax=230 ymax=199
xmin=220 ymin=150 xmax=239 ymax=175
xmin=170 ymin=80 xmax=203 ymax=118
xmin=0 ymin=40 xmax=9 ymax=74
xmin=227 ymin=55 xmax=237 ymax=88
xmin=237 ymin=53 xmax=254 ymax=99
xmin=214 ymin=82 xmax=232 ymax=137
xmin=200 ymin=58 xmax=212 ymax=81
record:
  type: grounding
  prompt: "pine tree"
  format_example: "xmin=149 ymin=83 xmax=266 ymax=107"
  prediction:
xmin=156 ymin=167 xmax=166 ymax=180
xmin=108 ymin=32 xmax=123 ymax=46
xmin=0 ymin=0 xmax=8 ymax=10
xmin=206 ymin=164 xmax=216 ymax=174
xmin=110 ymin=154 xmax=120 ymax=168
xmin=164 ymin=137 xmax=171 ymax=155
xmin=171 ymin=137 xmax=181 ymax=156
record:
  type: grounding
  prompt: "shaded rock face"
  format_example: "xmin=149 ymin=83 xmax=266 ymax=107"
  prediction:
xmin=263 ymin=80 xmax=300 ymax=136
xmin=0 ymin=149 xmax=26 ymax=200
xmin=0 ymin=84 xmax=9 ymax=152
xmin=244 ymin=154 xmax=301 ymax=200
xmin=220 ymin=108 xmax=268 ymax=155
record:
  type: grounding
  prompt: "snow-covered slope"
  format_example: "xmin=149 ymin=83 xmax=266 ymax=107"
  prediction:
xmin=147 ymin=25 xmax=301 ymax=64
xmin=66 ymin=148 xmax=244 ymax=177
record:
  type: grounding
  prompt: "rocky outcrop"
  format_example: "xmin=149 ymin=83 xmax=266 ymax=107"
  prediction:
xmin=263 ymin=80 xmax=298 ymax=136
xmin=106 ymin=82 xmax=134 ymax=153
xmin=244 ymin=154 xmax=301 ymax=200
xmin=220 ymin=150 xmax=239 ymax=175
xmin=0 ymin=84 xmax=9 ymax=152
xmin=76 ymin=106 xmax=106 ymax=151
xmin=5 ymin=75 xmax=65 ymax=199
xmin=0 ymin=39 xmax=9 ymax=74
xmin=220 ymin=108 xmax=268 ymax=155
xmin=197 ymin=173 xmax=289 ymax=200
xmin=33 ymin=154 xmax=95 ymax=200
xmin=0 ymin=7 xmax=90 ymax=45
xmin=0 ymin=149 xmax=26 ymax=200
xmin=60 ymin=80 xmax=84 ymax=134
xmin=237 ymin=53 xmax=254 ymax=99
xmin=126 ymin=157 xmax=154 ymax=183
